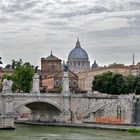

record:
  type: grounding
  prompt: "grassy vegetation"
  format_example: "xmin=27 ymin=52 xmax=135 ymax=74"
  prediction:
xmin=128 ymin=128 xmax=140 ymax=133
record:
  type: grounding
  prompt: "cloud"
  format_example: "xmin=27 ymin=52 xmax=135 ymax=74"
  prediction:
xmin=0 ymin=0 xmax=140 ymax=67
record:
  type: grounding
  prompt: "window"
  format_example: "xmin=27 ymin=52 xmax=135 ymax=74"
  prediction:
xmin=73 ymin=81 xmax=77 ymax=86
xmin=55 ymin=80 xmax=59 ymax=85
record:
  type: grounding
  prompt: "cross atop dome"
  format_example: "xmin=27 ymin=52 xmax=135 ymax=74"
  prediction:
xmin=76 ymin=37 xmax=81 ymax=48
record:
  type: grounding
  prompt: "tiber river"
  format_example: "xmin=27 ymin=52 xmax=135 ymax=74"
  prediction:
xmin=0 ymin=124 xmax=140 ymax=140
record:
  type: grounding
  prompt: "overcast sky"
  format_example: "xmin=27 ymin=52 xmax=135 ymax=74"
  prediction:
xmin=0 ymin=0 xmax=140 ymax=68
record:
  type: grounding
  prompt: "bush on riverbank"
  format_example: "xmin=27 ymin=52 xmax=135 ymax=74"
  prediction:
xmin=128 ymin=128 xmax=140 ymax=133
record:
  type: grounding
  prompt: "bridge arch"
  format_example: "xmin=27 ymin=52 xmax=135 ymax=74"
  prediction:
xmin=13 ymin=99 xmax=63 ymax=112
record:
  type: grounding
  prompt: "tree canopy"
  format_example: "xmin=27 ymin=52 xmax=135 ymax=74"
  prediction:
xmin=3 ymin=59 xmax=35 ymax=93
xmin=92 ymin=72 xmax=140 ymax=95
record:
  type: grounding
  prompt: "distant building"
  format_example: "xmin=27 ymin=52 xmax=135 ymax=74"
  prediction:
xmin=41 ymin=52 xmax=62 ymax=79
xmin=77 ymin=63 xmax=132 ymax=92
xmin=42 ymin=69 xmax=78 ymax=92
xmin=131 ymin=62 xmax=140 ymax=76
xmin=91 ymin=60 xmax=99 ymax=69
xmin=41 ymin=52 xmax=78 ymax=92
xmin=67 ymin=38 xmax=90 ymax=73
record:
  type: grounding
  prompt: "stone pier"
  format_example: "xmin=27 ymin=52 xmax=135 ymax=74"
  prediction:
xmin=0 ymin=116 xmax=15 ymax=129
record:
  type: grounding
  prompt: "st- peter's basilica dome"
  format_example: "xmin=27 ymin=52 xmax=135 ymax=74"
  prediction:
xmin=68 ymin=38 xmax=89 ymax=61
xmin=67 ymin=38 xmax=90 ymax=73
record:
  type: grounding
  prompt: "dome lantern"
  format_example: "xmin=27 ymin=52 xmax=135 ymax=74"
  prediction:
xmin=75 ymin=38 xmax=81 ymax=48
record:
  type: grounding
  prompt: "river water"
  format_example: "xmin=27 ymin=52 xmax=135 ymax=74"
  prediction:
xmin=0 ymin=124 xmax=140 ymax=140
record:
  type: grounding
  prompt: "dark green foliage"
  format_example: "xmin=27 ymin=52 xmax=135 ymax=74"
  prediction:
xmin=5 ymin=64 xmax=12 ymax=69
xmin=128 ymin=128 xmax=140 ymax=133
xmin=92 ymin=72 xmax=140 ymax=95
xmin=3 ymin=59 xmax=35 ymax=93
xmin=135 ymin=77 xmax=140 ymax=94
xmin=0 ymin=57 xmax=2 ymax=64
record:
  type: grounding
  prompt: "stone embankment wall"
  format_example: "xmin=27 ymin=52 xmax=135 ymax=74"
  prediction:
xmin=64 ymin=95 xmax=136 ymax=125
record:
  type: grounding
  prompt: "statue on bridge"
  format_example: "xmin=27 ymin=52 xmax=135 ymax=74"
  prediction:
xmin=2 ymin=79 xmax=13 ymax=93
xmin=63 ymin=63 xmax=68 ymax=72
xmin=32 ymin=73 xmax=40 ymax=94
xmin=62 ymin=62 xmax=70 ymax=93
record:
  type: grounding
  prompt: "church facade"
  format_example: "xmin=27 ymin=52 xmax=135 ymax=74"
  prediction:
xmin=41 ymin=52 xmax=62 ymax=79
xmin=42 ymin=69 xmax=78 ymax=92
xmin=41 ymin=52 xmax=78 ymax=92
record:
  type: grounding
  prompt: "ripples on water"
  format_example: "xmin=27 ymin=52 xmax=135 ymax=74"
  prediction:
xmin=0 ymin=124 xmax=140 ymax=140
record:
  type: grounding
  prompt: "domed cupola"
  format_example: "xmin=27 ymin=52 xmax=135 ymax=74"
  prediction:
xmin=68 ymin=38 xmax=89 ymax=61
xmin=67 ymin=38 xmax=90 ymax=73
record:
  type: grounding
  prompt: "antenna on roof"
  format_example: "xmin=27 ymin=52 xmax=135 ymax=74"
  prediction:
xmin=133 ymin=53 xmax=135 ymax=65
xmin=77 ymin=37 xmax=79 ymax=42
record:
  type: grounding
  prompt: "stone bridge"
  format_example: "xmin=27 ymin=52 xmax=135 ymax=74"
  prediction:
xmin=0 ymin=92 xmax=140 ymax=128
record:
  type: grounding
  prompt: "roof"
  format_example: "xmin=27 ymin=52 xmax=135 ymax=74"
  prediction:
xmin=78 ymin=63 xmax=131 ymax=75
xmin=42 ymin=69 xmax=78 ymax=79
xmin=0 ymin=68 xmax=14 ymax=73
xmin=42 ymin=53 xmax=61 ymax=61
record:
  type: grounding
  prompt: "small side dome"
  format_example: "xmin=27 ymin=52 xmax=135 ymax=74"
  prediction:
xmin=68 ymin=38 xmax=89 ymax=61
xmin=91 ymin=61 xmax=98 ymax=69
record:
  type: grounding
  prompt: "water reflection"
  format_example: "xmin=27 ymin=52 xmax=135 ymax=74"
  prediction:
xmin=0 ymin=124 xmax=140 ymax=140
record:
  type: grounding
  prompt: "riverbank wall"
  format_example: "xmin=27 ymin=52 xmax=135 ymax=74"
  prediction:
xmin=15 ymin=120 xmax=140 ymax=132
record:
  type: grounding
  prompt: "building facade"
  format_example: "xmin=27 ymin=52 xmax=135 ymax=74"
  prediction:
xmin=42 ymin=69 xmax=78 ymax=92
xmin=131 ymin=62 xmax=140 ymax=76
xmin=67 ymin=39 xmax=90 ymax=73
xmin=41 ymin=52 xmax=78 ymax=92
xmin=41 ymin=52 xmax=62 ymax=79
xmin=77 ymin=64 xmax=132 ymax=92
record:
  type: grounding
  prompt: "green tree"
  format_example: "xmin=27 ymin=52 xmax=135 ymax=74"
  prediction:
xmin=12 ymin=61 xmax=35 ymax=92
xmin=5 ymin=64 xmax=12 ymax=69
xmin=120 ymin=75 xmax=136 ymax=94
xmin=92 ymin=72 xmax=113 ymax=93
xmin=110 ymin=73 xmax=124 ymax=95
xmin=135 ymin=76 xmax=140 ymax=94
xmin=92 ymin=72 xmax=138 ymax=95
xmin=11 ymin=59 xmax=23 ymax=69
xmin=3 ymin=59 xmax=35 ymax=93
